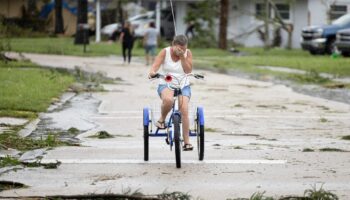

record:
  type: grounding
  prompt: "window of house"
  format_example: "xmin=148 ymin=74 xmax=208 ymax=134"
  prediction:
xmin=255 ymin=3 xmax=269 ymax=19
xmin=330 ymin=5 xmax=347 ymax=20
xmin=255 ymin=3 xmax=290 ymax=21
xmin=276 ymin=4 xmax=290 ymax=20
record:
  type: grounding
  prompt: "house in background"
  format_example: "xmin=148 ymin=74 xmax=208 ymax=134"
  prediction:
xmin=0 ymin=0 xmax=39 ymax=18
xmin=166 ymin=0 xmax=350 ymax=49
xmin=1 ymin=0 xmax=350 ymax=47
xmin=39 ymin=1 xmax=78 ymax=36
xmin=0 ymin=0 xmax=77 ymax=35
xmin=227 ymin=0 xmax=350 ymax=48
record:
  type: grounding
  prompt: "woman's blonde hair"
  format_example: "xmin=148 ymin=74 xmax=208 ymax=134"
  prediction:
xmin=125 ymin=21 xmax=134 ymax=34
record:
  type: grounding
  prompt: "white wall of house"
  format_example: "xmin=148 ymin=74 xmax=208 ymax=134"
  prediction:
xmin=308 ymin=0 xmax=350 ymax=25
xmin=308 ymin=0 xmax=328 ymax=26
xmin=226 ymin=0 xmax=345 ymax=49
xmin=290 ymin=0 xmax=308 ymax=48
xmin=167 ymin=0 xmax=350 ymax=49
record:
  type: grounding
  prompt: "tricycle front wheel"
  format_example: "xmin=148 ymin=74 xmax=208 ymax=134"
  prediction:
xmin=196 ymin=107 xmax=205 ymax=161
xmin=143 ymin=108 xmax=150 ymax=161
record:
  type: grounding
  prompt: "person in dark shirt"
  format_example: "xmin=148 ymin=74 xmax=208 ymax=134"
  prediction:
xmin=185 ymin=21 xmax=195 ymax=39
xmin=119 ymin=21 xmax=135 ymax=64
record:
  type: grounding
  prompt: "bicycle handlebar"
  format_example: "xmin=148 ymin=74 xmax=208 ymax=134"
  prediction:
xmin=149 ymin=73 xmax=204 ymax=80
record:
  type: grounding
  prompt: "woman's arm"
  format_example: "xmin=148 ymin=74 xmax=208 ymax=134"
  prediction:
xmin=148 ymin=48 xmax=166 ymax=78
xmin=119 ymin=31 xmax=124 ymax=42
xmin=179 ymin=49 xmax=193 ymax=74
xmin=143 ymin=32 xmax=148 ymax=46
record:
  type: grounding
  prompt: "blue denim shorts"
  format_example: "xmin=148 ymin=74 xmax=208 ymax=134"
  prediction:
xmin=157 ymin=84 xmax=191 ymax=99
xmin=145 ymin=45 xmax=156 ymax=56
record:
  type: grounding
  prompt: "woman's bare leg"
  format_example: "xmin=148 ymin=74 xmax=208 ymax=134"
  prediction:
xmin=159 ymin=88 xmax=174 ymax=123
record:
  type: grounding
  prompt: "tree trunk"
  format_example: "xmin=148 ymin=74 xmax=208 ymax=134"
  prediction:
xmin=27 ymin=0 xmax=37 ymax=17
xmin=219 ymin=0 xmax=229 ymax=50
xmin=263 ymin=0 xmax=270 ymax=49
xmin=118 ymin=0 xmax=124 ymax=25
xmin=74 ymin=0 xmax=89 ymax=45
xmin=268 ymin=0 xmax=293 ymax=49
xmin=55 ymin=0 xmax=64 ymax=34
xmin=287 ymin=24 xmax=293 ymax=50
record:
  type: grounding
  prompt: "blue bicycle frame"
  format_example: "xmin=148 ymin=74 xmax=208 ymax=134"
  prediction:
xmin=148 ymin=88 xmax=196 ymax=148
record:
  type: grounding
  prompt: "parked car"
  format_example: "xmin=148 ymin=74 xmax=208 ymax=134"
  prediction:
xmin=301 ymin=13 xmax=350 ymax=55
xmin=101 ymin=10 xmax=174 ymax=41
xmin=101 ymin=23 xmax=122 ymax=40
xmin=101 ymin=12 xmax=153 ymax=40
xmin=335 ymin=29 xmax=350 ymax=57
xmin=130 ymin=11 xmax=155 ymax=38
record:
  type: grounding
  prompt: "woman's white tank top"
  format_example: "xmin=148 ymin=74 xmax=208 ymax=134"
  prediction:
xmin=159 ymin=47 xmax=189 ymax=87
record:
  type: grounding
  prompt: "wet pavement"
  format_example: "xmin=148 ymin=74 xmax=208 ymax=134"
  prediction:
xmin=1 ymin=53 xmax=350 ymax=199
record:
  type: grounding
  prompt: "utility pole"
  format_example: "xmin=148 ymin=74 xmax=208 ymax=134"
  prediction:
xmin=156 ymin=0 xmax=161 ymax=34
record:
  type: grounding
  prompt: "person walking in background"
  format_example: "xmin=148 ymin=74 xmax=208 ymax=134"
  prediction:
xmin=143 ymin=22 xmax=158 ymax=66
xmin=119 ymin=21 xmax=134 ymax=64
xmin=185 ymin=21 xmax=195 ymax=39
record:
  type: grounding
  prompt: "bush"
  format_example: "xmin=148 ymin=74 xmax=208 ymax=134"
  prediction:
xmin=189 ymin=34 xmax=217 ymax=48
xmin=1 ymin=17 xmax=49 ymax=38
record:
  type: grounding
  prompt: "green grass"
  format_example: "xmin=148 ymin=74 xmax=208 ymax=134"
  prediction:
xmin=4 ymin=37 xmax=350 ymax=82
xmin=0 ymin=129 xmax=69 ymax=151
xmin=304 ymin=185 xmax=339 ymax=200
xmin=5 ymin=37 xmax=230 ymax=58
xmin=0 ymin=61 xmax=74 ymax=114
xmin=341 ymin=135 xmax=350 ymax=140
xmin=320 ymin=118 xmax=328 ymax=123
xmin=5 ymin=37 xmax=146 ymax=57
xmin=319 ymin=148 xmax=346 ymax=152
xmin=88 ymin=131 xmax=114 ymax=139
xmin=0 ymin=155 xmax=21 ymax=168
xmin=302 ymin=148 xmax=315 ymax=152
xmin=0 ymin=110 xmax=37 ymax=119
xmin=194 ymin=47 xmax=350 ymax=78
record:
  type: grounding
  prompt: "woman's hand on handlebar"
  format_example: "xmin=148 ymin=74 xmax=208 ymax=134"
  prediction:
xmin=148 ymin=71 xmax=158 ymax=79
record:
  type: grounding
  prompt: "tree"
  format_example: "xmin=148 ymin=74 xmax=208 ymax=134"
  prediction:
xmin=27 ymin=0 xmax=38 ymax=17
xmin=268 ymin=0 xmax=294 ymax=49
xmin=263 ymin=0 xmax=270 ymax=49
xmin=254 ymin=0 xmax=295 ymax=49
xmin=74 ymin=0 xmax=89 ymax=45
xmin=117 ymin=0 xmax=125 ymax=25
xmin=184 ymin=0 xmax=219 ymax=48
xmin=219 ymin=0 xmax=229 ymax=50
xmin=55 ymin=0 xmax=64 ymax=34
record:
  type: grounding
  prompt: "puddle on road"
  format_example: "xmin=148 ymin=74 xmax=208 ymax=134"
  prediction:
xmin=29 ymin=93 xmax=100 ymax=143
